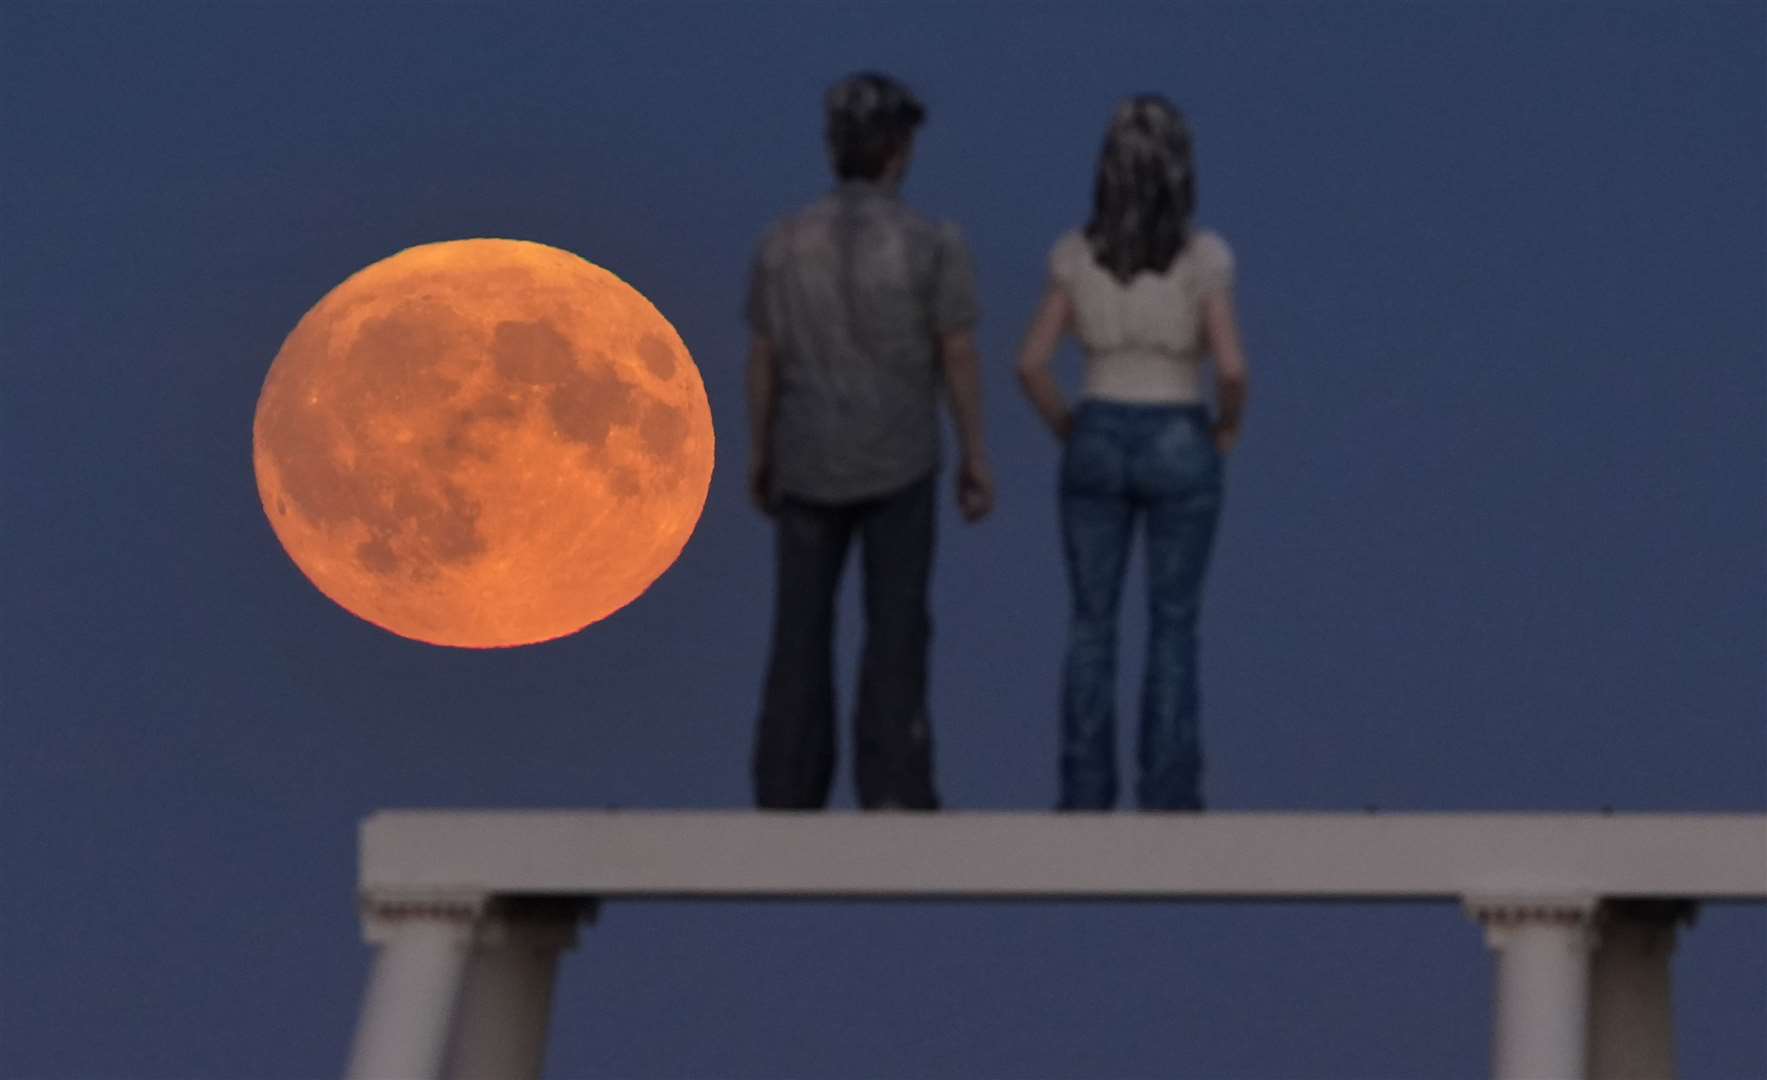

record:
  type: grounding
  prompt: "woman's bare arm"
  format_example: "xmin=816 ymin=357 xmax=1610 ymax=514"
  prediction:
xmin=1015 ymin=284 xmax=1075 ymax=440
xmin=1200 ymin=288 xmax=1249 ymax=453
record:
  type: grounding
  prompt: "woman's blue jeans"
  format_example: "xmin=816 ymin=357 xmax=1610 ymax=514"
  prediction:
xmin=1058 ymin=401 xmax=1223 ymax=811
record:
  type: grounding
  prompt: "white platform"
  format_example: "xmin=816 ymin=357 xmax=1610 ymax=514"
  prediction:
xmin=360 ymin=810 xmax=1767 ymax=901
xmin=348 ymin=811 xmax=1767 ymax=1080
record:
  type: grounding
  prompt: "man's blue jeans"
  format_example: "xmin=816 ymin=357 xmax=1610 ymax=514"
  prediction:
xmin=1058 ymin=401 xmax=1223 ymax=811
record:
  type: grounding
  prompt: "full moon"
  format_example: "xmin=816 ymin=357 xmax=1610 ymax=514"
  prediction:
xmin=253 ymin=239 xmax=714 ymax=648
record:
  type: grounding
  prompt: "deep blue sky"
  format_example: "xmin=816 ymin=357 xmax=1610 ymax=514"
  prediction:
xmin=3 ymin=3 xmax=1762 ymax=1077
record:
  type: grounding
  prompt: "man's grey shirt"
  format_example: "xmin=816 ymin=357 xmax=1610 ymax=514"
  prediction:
xmin=746 ymin=179 xmax=979 ymax=504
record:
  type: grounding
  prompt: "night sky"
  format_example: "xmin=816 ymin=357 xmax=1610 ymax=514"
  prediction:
xmin=4 ymin=4 xmax=1763 ymax=1078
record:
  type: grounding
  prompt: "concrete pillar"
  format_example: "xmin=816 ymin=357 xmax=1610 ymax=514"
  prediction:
xmin=346 ymin=894 xmax=485 ymax=1080
xmin=444 ymin=898 xmax=593 ymax=1080
xmin=1467 ymin=895 xmax=1599 ymax=1080
xmin=1588 ymin=900 xmax=1695 ymax=1080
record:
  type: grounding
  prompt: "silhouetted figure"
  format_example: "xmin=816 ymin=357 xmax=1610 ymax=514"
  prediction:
xmin=1016 ymin=96 xmax=1250 ymax=811
xmin=745 ymin=72 xmax=992 ymax=810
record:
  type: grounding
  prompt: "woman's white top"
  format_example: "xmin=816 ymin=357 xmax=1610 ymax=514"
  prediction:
xmin=1047 ymin=227 xmax=1235 ymax=405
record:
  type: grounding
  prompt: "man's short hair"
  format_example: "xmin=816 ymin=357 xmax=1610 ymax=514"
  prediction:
xmin=824 ymin=72 xmax=926 ymax=181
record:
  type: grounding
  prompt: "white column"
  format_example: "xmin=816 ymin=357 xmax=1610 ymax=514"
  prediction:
xmin=346 ymin=893 xmax=485 ymax=1080
xmin=1587 ymin=900 xmax=1694 ymax=1080
xmin=444 ymin=899 xmax=592 ymax=1080
xmin=1467 ymin=895 xmax=1599 ymax=1080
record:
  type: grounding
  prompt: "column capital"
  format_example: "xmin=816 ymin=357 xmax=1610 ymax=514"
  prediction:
xmin=1464 ymin=893 xmax=1600 ymax=925
xmin=359 ymin=889 xmax=491 ymax=944
xmin=1599 ymin=897 xmax=1698 ymax=930
xmin=1464 ymin=893 xmax=1600 ymax=948
xmin=474 ymin=897 xmax=597 ymax=951
xmin=358 ymin=891 xmax=598 ymax=948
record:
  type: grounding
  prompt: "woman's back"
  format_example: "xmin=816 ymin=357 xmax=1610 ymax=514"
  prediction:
xmin=1014 ymin=92 xmax=1249 ymax=811
xmin=1048 ymin=227 xmax=1234 ymax=405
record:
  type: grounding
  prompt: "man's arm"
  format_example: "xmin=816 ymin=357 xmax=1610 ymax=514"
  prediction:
xmin=745 ymin=331 xmax=777 ymax=513
xmin=938 ymin=328 xmax=993 ymax=523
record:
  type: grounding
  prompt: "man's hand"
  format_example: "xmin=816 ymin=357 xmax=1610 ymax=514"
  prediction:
xmin=957 ymin=456 xmax=994 ymax=523
xmin=749 ymin=455 xmax=775 ymax=516
xmin=1213 ymin=423 xmax=1239 ymax=456
xmin=938 ymin=329 xmax=992 ymax=523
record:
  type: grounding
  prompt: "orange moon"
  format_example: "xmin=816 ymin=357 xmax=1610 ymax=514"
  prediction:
xmin=252 ymin=239 xmax=714 ymax=648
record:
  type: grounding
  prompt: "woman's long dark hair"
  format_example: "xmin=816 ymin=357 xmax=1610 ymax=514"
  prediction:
xmin=1084 ymin=95 xmax=1196 ymax=284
